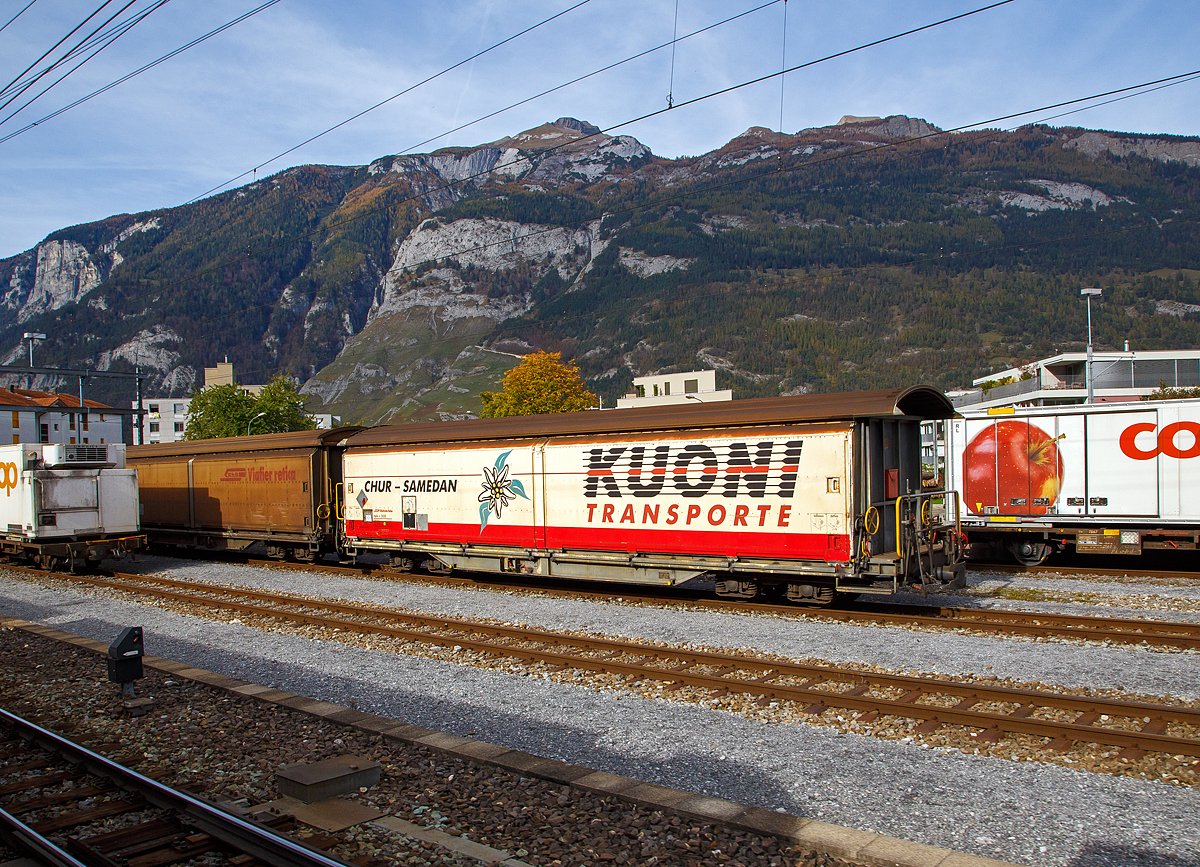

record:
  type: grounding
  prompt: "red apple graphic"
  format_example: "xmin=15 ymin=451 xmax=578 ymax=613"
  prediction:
xmin=964 ymin=421 xmax=1063 ymax=515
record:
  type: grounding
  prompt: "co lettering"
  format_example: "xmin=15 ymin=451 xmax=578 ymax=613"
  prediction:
xmin=0 ymin=462 xmax=17 ymax=496
xmin=1119 ymin=422 xmax=1200 ymax=460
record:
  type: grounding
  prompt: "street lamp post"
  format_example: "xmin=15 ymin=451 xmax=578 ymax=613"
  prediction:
xmin=22 ymin=332 xmax=45 ymax=366
xmin=1081 ymin=287 xmax=1102 ymax=404
xmin=247 ymin=411 xmax=267 ymax=437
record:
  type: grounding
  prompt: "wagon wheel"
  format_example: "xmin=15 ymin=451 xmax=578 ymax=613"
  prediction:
xmin=1009 ymin=538 xmax=1052 ymax=567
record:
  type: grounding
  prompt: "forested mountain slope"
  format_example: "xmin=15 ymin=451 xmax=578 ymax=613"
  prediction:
xmin=2 ymin=115 xmax=1198 ymax=422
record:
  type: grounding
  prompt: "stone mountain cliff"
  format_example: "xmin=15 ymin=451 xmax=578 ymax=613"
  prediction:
xmin=2 ymin=115 xmax=1199 ymax=423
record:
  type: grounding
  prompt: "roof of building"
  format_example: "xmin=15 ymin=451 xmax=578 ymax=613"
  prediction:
xmin=0 ymin=387 xmax=113 ymax=410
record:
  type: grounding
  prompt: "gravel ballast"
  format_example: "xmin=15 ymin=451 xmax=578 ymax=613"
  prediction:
xmin=118 ymin=557 xmax=1200 ymax=702
xmin=2 ymin=628 xmax=847 ymax=867
xmin=1 ymin=561 xmax=1198 ymax=867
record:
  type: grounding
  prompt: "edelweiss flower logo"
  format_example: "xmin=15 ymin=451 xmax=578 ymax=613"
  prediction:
xmin=478 ymin=449 xmax=527 ymax=531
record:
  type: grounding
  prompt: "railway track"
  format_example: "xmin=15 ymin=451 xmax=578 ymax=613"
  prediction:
xmin=158 ymin=552 xmax=1200 ymax=650
xmin=979 ymin=561 xmax=1200 ymax=582
xmin=0 ymin=707 xmax=352 ymax=867
xmin=50 ymin=569 xmax=1200 ymax=762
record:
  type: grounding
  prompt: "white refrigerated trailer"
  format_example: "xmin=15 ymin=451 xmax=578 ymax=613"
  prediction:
xmin=0 ymin=443 xmax=143 ymax=569
xmin=945 ymin=399 xmax=1200 ymax=564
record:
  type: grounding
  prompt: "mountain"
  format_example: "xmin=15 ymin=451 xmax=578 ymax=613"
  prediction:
xmin=2 ymin=114 xmax=1199 ymax=423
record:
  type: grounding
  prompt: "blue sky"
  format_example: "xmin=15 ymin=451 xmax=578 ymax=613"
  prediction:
xmin=1 ymin=0 xmax=1198 ymax=259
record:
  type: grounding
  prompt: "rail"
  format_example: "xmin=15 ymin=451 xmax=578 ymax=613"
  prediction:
xmin=52 ymin=571 xmax=1200 ymax=760
xmin=0 ymin=707 xmax=352 ymax=867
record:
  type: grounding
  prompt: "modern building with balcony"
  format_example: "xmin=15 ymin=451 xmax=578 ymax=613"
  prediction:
xmin=951 ymin=349 xmax=1200 ymax=411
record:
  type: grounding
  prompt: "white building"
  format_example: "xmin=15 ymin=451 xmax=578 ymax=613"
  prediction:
xmin=952 ymin=349 xmax=1200 ymax=411
xmin=615 ymin=370 xmax=732 ymax=409
xmin=0 ymin=386 xmax=123 ymax=445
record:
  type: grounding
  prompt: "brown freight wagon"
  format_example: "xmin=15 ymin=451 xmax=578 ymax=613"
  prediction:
xmin=128 ymin=428 xmax=362 ymax=560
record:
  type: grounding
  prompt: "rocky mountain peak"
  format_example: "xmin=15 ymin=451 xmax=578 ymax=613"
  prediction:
xmin=486 ymin=118 xmax=611 ymax=152
xmin=831 ymin=114 xmax=941 ymax=139
xmin=551 ymin=117 xmax=601 ymax=136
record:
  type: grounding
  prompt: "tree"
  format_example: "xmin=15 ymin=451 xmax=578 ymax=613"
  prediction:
xmin=184 ymin=375 xmax=316 ymax=439
xmin=182 ymin=383 xmax=256 ymax=440
xmin=253 ymin=375 xmax=318 ymax=433
xmin=479 ymin=351 xmax=597 ymax=417
xmin=1140 ymin=381 xmax=1200 ymax=401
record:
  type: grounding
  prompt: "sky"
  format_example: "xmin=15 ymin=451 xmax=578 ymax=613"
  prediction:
xmin=1 ymin=0 xmax=1198 ymax=259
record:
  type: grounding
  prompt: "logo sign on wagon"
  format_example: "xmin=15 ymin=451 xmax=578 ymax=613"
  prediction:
xmin=1119 ymin=421 xmax=1200 ymax=460
xmin=0 ymin=462 xmax=16 ymax=496
xmin=478 ymin=450 xmax=527 ymax=531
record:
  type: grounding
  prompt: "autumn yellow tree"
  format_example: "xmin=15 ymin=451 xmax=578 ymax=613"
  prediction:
xmin=480 ymin=351 xmax=598 ymax=417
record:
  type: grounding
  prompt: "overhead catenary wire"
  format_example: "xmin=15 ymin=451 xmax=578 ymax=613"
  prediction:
xmin=0 ymin=0 xmax=116 ymax=101
xmin=0 ymin=0 xmax=38 ymax=36
xmin=0 ymin=0 xmax=143 ymax=110
xmin=0 ymin=0 xmax=171 ymax=128
xmin=213 ymin=0 xmax=1022 ymax=272
xmin=778 ymin=0 xmax=787 ymax=164
xmin=666 ymin=0 xmax=680 ymax=109
xmin=23 ymin=0 xmax=1039 ymax=349
xmin=391 ymin=1 xmax=780 ymax=159
xmin=195 ymin=0 xmax=1006 ymax=217
xmin=84 ymin=0 xmax=789 ymax=286
xmin=167 ymin=66 xmax=1200 ymax=351
xmin=0 ymin=0 xmax=282 ymax=146
xmin=183 ymin=0 xmax=596 ymax=205
xmin=94 ymin=0 xmax=788 ymax=297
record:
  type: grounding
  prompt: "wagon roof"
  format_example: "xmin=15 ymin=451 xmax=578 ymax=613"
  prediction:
xmin=128 ymin=426 xmax=365 ymax=458
xmin=344 ymin=386 xmax=951 ymax=448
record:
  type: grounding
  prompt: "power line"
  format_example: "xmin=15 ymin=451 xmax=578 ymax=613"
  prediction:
xmin=666 ymin=0 xmax=679 ymax=109
xmin=78 ymin=43 xmax=1200 ymax=354
xmin=0 ymin=0 xmax=37 ymax=36
xmin=0 ymin=0 xmax=142 ymax=109
xmin=394 ymin=1 xmax=781 ymax=158
xmin=777 ymin=0 xmax=787 ymax=163
xmin=0 ymin=0 xmax=116 ymax=101
xmin=116 ymin=0 xmax=783 ymax=293
xmin=219 ymin=0 xmax=1020 ymax=274
xmin=26 ymin=0 xmax=1029 ymax=349
xmin=0 ymin=0 xmax=282 ymax=145
xmin=184 ymin=0 xmax=596 ymax=205
xmin=71 ymin=0 xmax=785 ymax=302
xmin=0 ymin=0 xmax=170 ymax=128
